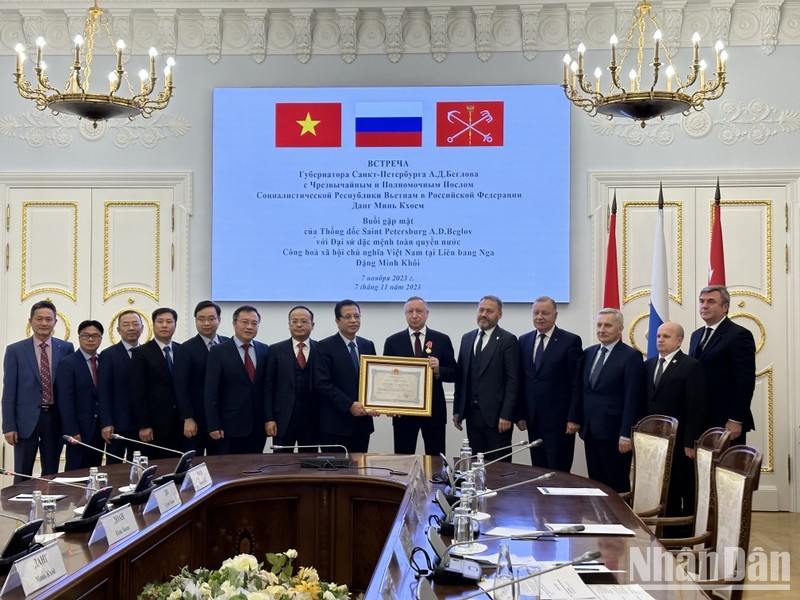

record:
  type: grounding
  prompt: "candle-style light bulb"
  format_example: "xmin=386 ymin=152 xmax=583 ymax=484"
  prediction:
xmin=139 ymin=68 xmax=148 ymax=94
xmin=715 ymin=40 xmax=724 ymax=71
xmin=36 ymin=36 xmax=45 ymax=66
xmin=699 ymin=59 xmax=707 ymax=87
xmin=148 ymin=47 xmax=157 ymax=77
xmin=563 ymin=53 xmax=571 ymax=84
xmin=577 ymin=42 xmax=586 ymax=72
xmin=116 ymin=39 xmax=126 ymax=71
xmin=594 ymin=66 xmax=602 ymax=91
xmin=629 ymin=68 xmax=637 ymax=92
xmin=14 ymin=43 xmax=25 ymax=74
xmin=166 ymin=57 xmax=175 ymax=86
xmin=570 ymin=61 xmax=578 ymax=88
xmin=720 ymin=49 xmax=728 ymax=72
xmin=692 ymin=32 xmax=700 ymax=63
xmin=108 ymin=71 xmax=118 ymax=93
xmin=653 ymin=29 xmax=662 ymax=63
xmin=665 ymin=65 xmax=675 ymax=92
xmin=610 ymin=34 xmax=618 ymax=65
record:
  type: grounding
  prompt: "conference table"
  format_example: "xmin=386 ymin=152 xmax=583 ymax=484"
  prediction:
xmin=0 ymin=454 xmax=709 ymax=599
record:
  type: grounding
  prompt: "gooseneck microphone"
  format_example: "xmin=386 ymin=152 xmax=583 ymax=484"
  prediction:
xmin=0 ymin=469 xmax=88 ymax=490
xmin=447 ymin=472 xmax=556 ymax=513
xmin=453 ymin=440 xmax=531 ymax=471
xmin=63 ymin=435 xmax=138 ymax=467
xmin=482 ymin=439 xmax=543 ymax=469
xmin=270 ymin=444 xmax=350 ymax=469
xmin=110 ymin=433 xmax=183 ymax=456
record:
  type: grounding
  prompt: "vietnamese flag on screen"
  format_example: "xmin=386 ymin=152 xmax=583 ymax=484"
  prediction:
xmin=275 ymin=103 xmax=342 ymax=147
xmin=436 ymin=101 xmax=504 ymax=146
xmin=355 ymin=102 xmax=423 ymax=147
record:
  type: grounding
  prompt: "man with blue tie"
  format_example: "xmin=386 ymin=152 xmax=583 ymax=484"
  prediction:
xmin=174 ymin=300 xmax=228 ymax=455
xmin=130 ymin=307 xmax=184 ymax=458
xmin=264 ymin=306 xmax=320 ymax=450
xmin=516 ymin=296 xmax=584 ymax=471
xmin=577 ymin=308 xmax=646 ymax=493
xmin=315 ymin=300 xmax=378 ymax=453
xmin=205 ymin=305 xmax=268 ymax=454
xmin=58 ymin=320 xmax=105 ymax=471
xmin=2 ymin=300 xmax=74 ymax=481
xmin=98 ymin=310 xmax=142 ymax=463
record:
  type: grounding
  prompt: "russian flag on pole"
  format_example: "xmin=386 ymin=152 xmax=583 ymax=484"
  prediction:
xmin=354 ymin=102 xmax=423 ymax=147
xmin=648 ymin=185 xmax=669 ymax=359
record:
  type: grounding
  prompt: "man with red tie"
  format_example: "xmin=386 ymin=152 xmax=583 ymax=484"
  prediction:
xmin=58 ymin=320 xmax=105 ymax=471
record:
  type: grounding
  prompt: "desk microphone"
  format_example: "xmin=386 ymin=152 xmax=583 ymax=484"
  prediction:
xmin=453 ymin=440 xmax=532 ymax=472
xmin=454 ymin=550 xmax=603 ymax=600
xmin=481 ymin=439 xmax=543 ymax=469
xmin=63 ymin=435 xmax=138 ymax=467
xmin=270 ymin=444 xmax=350 ymax=469
xmin=447 ymin=472 xmax=556 ymax=513
xmin=0 ymin=469 xmax=88 ymax=490
xmin=111 ymin=433 xmax=183 ymax=456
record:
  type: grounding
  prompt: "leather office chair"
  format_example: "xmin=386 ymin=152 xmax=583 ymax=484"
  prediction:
xmin=623 ymin=414 xmax=678 ymax=518
xmin=673 ymin=444 xmax=763 ymax=600
xmin=645 ymin=427 xmax=732 ymax=547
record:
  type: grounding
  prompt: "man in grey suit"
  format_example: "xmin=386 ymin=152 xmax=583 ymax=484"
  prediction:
xmin=2 ymin=300 xmax=74 ymax=481
xmin=453 ymin=295 xmax=520 ymax=460
xmin=264 ymin=306 xmax=319 ymax=450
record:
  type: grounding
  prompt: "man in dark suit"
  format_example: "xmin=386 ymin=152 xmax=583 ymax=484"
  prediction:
xmin=577 ymin=308 xmax=645 ymax=493
xmin=174 ymin=300 xmax=228 ymax=455
xmin=315 ymin=299 xmax=378 ymax=453
xmin=98 ymin=310 xmax=142 ymax=464
xmin=2 ymin=300 xmax=74 ymax=481
xmin=205 ymin=305 xmax=268 ymax=454
xmin=516 ymin=296 xmax=583 ymax=472
xmin=265 ymin=306 xmax=320 ymax=451
xmin=689 ymin=285 xmax=756 ymax=445
xmin=59 ymin=320 xmax=105 ymax=471
xmin=383 ymin=297 xmax=457 ymax=456
xmin=646 ymin=322 xmax=707 ymax=532
xmin=130 ymin=307 xmax=183 ymax=458
xmin=453 ymin=295 xmax=520 ymax=460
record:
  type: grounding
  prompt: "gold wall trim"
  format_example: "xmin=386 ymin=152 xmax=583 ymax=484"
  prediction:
xmin=107 ymin=308 xmax=154 ymax=345
xmin=621 ymin=200 xmax=683 ymax=306
xmin=712 ymin=200 xmax=772 ymax=305
xmin=20 ymin=201 xmax=78 ymax=302
xmin=728 ymin=311 xmax=766 ymax=354
xmin=628 ymin=312 xmax=649 ymax=356
xmin=103 ymin=201 xmax=160 ymax=302
xmin=756 ymin=366 xmax=774 ymax=473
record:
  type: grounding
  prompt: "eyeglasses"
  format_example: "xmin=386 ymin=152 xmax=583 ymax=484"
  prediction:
xmin=338 ymin=314 xmax=361 ymax=321
xmin=79 ymin=333 xmax=102 ymax=340
xmin=236 ymin=319 xmax=259 ymax=327
xmin=289 ymin=319 xmax=312 ymax=326
xmin=196 ymin=316 xmax=218 ymax=323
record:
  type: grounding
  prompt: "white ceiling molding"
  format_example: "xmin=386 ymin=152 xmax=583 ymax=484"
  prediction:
xmin=1 ymin=1 xmax=799 ymax=62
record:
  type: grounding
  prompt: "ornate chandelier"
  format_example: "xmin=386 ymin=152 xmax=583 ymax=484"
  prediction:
xmin=13 ymin=0 xmax=174 ymax=128
xmin=562 ymin=1 xmax=728 ymax=127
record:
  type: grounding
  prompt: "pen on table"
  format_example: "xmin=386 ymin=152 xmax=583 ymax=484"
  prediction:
xmin=500 ymin=471 xmax=517 ymax=477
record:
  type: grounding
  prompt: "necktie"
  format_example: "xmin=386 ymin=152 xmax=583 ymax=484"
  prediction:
xmin=534 ymin=333 xmax=546 ymax=370
xmin=589 ymin=346 xmax=608 ymax=388
xmin=475 ymin=330 xmax=485 ymax=356
xmin=654 ymin=357 xmax=666 ymax=387
xmin=349 ymin=341 xmax=359 ymax=372
xmin=696 ymin=326 xmax=712 ymax=357
xmin=297 ymin=342 xmax=307 ymax=368
xmin=208 ymin=339 xmax=216 ymax=349
xmin=243 ymin=343 xmax=255 ymax=381
xmin=163 ymin=345 xmax=174 ymax=374
xmin=413 ymin=332 xmax=423 ymax=358
xmin=90 ymin=355 xmax=98 ymax=389
xmin=39 ymin=342 xmax=53 ymax=404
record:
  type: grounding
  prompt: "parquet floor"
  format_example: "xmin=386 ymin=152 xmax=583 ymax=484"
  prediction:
xmin=741 ymin=512 xmax=799 ymax=599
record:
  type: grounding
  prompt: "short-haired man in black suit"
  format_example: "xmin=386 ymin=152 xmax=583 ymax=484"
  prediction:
xmin=130 ymin=307 xmax=184 ymax=458
xmin=383 ymin=297 xmax=457 ymax=456
xmin=205 ymin=305 xmax=268 ymax=454
xmin=315 ymin=300 xmax=378 ymax=453
xmin=689 ymin=285 xmax=755 ymax=445
xmin=453 ymin=295 xmax=520 ymax=460
xmin=265 ymin=306 xmax=320 ymax=451
xmin=174 ymin=300 xmax=228 ymax=455
xmin=99 ymin=310 xmax=142 ymax=463
xmin=516 ymin=296 xmax=584 ymax=472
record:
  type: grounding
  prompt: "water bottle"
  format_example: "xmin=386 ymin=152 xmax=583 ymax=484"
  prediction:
xmin=461 ymin=471 xmax=478 ymax=514
xmin=495 ymin=543 xmax=518 ymax=600
xmin=472 ymin=453 xmax=487 ymax=493
xmin=453 ymin=506 xmax=473 ymax=547
xmin=130 ymin=451 xmax=142 ymax=487
xmin=41 ymin=500 xmax=57 ymax=535
xmin=459 ymin=438 xmax=473 ymax=472
xmin=29 ymin=490 xmax=43 ymax=523
xmin=85 ymin=466 xmax=99 ymax=503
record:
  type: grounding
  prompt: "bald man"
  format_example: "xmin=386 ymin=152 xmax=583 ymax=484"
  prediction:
xmin=645 ymin=322 xmax=707 ymax=535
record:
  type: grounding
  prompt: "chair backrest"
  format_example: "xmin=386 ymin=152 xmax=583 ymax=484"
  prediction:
xmin=630 ymin=414 xmax=678 ymax=515
xmin=709 ymin=445 xmax=762 ymax=599
xmin=692 ymin=428 xmax=732 ymax=540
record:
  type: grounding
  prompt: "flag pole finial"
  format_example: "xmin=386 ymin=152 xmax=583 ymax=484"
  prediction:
xmin=658 ymin=182 xmax=664 ymax=210
xmin=715 ymin=177 xmax=721 ymax=205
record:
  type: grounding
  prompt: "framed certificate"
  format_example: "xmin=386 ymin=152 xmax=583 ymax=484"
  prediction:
xmin=358 ymin=355 xmax=433 ymax=417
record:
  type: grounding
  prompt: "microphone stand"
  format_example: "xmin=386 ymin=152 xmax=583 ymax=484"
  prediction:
xmin=110 ymin=433 xmax=184 ymax=456
xmin=1 ymin=469 xmax=89 ymax=491
xmin=453 ymin=440 xmax=534 ymax=472
xmin=63 ymin=435 xmax=138 ymax=467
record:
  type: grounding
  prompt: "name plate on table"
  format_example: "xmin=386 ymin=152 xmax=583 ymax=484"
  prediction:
xmin=144 ymin=481 xmax=181 ymax=515
xmin=0 ymin=542 xmax=66 ymax=597
xmin=90 ymin=504 xmax=139 ymax=545
xmin=181 ymin=463 xmax=212 ymax=492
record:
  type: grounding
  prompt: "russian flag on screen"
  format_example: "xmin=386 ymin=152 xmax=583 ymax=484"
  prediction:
xmin=355 ymin=102 xmax=423 ymax=147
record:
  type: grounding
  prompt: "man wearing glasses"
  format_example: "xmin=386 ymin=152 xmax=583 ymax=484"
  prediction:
xmin=173 ymin=300 xmax=228 ymax=455
xmin=58 ymin=320 xmax=105 ymax=470
xmin=264 ymin=306 xmax=320 ymax=451
xmin=315 ymin=300 xmax=378 ymax=453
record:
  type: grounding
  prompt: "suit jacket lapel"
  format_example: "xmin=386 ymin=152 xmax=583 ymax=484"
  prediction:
xmin=25 ymin=339 xmax=41 ymax=384
xmin=479 ymin=330 xmax=501 ymax=375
